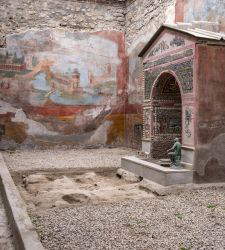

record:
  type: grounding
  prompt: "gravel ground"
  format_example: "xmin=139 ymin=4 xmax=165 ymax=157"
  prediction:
xmin=30 ymin=187 xmax=225 ymax=250
xmin=3 ymin=148 xmax=135 ymax=171
xmin=4 ymin=148 xmax=225 ymax=249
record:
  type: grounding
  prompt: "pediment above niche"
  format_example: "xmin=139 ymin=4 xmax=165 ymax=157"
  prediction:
xmin=139 ymin=24 xmax=225 ymax=59
xmin=144 ymin=30 xmax=195 ymax=59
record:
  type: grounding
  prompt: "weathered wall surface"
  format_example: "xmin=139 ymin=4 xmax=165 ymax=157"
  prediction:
xmin=176 ymin=0 xmax=225 ymax=31
xmin=195 ymin=44 xmax=225 ymax=182
xmin=125 ymin=0 xmax=175 ymax=49
xmin=124 ymin=0 xmax=175 ymax=149
xmin=0 ymin=0 xmax=126 ymax=47
xmin=0 ymin=29 xmax=127 ymax=149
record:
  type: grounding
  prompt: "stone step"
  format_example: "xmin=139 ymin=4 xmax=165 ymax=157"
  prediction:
xmin=181 ymin=161 xmax=193 ymax=170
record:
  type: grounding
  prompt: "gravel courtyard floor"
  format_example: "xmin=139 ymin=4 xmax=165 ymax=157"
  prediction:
xmin=4 ymin=148 xmax=225 ymax=250
xmin=30 ymin=188 xmax=225 ymax=250
xmin=3 ymin=147 xmax=134 ymax=172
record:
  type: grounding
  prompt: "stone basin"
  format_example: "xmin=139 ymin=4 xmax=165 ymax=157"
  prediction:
xmin=121 ymin=156 xmax=193 ymax=186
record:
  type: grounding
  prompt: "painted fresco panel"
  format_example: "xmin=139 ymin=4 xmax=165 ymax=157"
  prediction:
xmin=0 ymin=29 xmax=126 ymax=148
xmin=2 ymin=30 xmax=120 ymax=106
xmin=184 ymin=0 xmax=225 ymax=29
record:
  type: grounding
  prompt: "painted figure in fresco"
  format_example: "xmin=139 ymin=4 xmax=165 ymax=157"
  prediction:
xmin=167 ymin=137 xmax=181 ymax=168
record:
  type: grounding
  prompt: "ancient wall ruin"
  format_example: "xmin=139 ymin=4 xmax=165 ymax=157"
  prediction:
xmin=124 ymin=0 xmax=176 ymax=149
xmin=1 ymin=0 xmax=225 ymax=149
xmin=0 ymin=0 xmax=178 ymax=147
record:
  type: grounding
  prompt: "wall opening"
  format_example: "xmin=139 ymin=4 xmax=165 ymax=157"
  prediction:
xmin=150 ymin=72 xmax=182 ymax=159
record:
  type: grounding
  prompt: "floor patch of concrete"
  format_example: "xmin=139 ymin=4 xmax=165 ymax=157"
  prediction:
xmin=14 ymin=170 xmax=154 ymax=210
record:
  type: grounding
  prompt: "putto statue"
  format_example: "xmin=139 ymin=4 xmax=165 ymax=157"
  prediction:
xmin=167 ymin=138 xmax=181 ymax=168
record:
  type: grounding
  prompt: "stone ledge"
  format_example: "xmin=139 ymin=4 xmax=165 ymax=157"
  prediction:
xmin=0 ymin=153 xmax=44 ymax=250
xmin=121 ymin=156 xmax=193 ymax=186
xmin=140 ymin=179 xmax=225 ymax=196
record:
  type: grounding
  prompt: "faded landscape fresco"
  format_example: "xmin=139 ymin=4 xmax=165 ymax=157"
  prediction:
xmin=0 ymin=29 xmax=126 ymax=148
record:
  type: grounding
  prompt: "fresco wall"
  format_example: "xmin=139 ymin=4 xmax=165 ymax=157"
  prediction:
xmin=176 ymin=0 xmax=225 ymax=31
xmin=195 ymin=44 xmax=225 ymax=182
xmin=0 ymin=29 xmax=127 ymax=149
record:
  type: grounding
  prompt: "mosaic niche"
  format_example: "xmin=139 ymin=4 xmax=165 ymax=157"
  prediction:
xmin=153 ymin=108 xmax=182 ymax=136
xmin=147 ymin=36 xmax=187 ymax=58
xmin=148 ymin=73 xmax=182 ymax=158
xmin=151 ymin=134 xmax=182 ymax=159
xmin=152 ymin=73 xmax=182 ymax=101
xmin=144 ymin=58 xmax=194 ymax=99
xmin=144 ymin=48 xmax=193 ymax=69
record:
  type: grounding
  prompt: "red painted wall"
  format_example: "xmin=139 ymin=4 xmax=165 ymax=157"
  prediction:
xmin=195 ymin=44 xmax=225 ymax=181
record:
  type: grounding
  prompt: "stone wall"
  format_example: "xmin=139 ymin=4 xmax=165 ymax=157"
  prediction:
xmin=0 ymin=0 xmax=126 ymax=47
xmin=125 ymin=0 xmax=175 ymax=50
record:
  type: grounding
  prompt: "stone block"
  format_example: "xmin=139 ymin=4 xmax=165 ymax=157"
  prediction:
xmin=142 ymin=140 xmax=151 ymax=153
xmin=181 ymin=146 xmax=194 ymax=165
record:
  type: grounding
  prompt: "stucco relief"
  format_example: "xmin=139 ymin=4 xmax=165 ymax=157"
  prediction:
xmin=184 ymin=107 xmax=192 ymax=138
xmin=182 ymin=104 xmax=195 ymax=146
